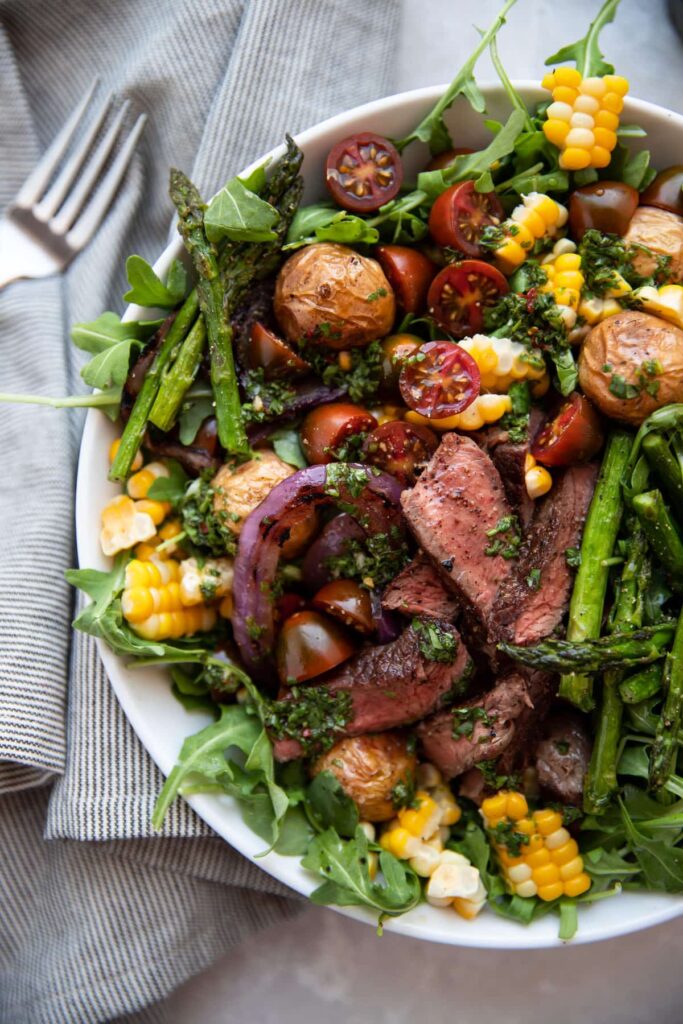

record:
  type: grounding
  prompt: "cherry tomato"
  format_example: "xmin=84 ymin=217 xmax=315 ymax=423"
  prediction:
xmin=312 ymin=580 xmax=374 ymax=635
xmin=427 ymin=260 xmax=509 ymax=338
xmin=399 ymin=341 xmax=480 ymax=419
xmin=275 ymin=592 xmax=308 ymax=623
xmin=194 ymin=417 xmax=218 ymax=456
xmin=568 ymin=181 xmax=640 ymax=240
xmin=325 ymin=132 xmax=403 ymax=213
xmin=374 ymin=245 xmax=436 ymax=313
xmin=424 ymin=147 xmax=474 ymax=172
xmin=428 ymin=181 xmax=504 ymax=256
xmin=300 ymin=403 xmax=378 ymax=464
xmin=276 ymin=610 xmax=356 ymax=684
xmin=531 ymin=393 xmax=604 ymax=468
xmin=362 ymin=420 xmax=438 ymax=484
xmin=641 ymin=166 xmax=683 ymax=216
xmin=379 ymin=333 xmax=423 ymax=396
xmin=249 ymin=321 xmax=311 ymax=378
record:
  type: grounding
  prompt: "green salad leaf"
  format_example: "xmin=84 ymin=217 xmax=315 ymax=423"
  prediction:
xmin=307 ymin=771 xmax=360 ymax=837
xmin=204 ymin=175 xmax=280 ymax=243
xmin=178 ymin=395 xmax=214 ymax=445
xmin=71 ymin=311 xmax=161 ymax=395
xmin=270 ymin=426 xmax=307 ymax=469
xmin=285 ymin=203 xmax=379 ymax=249
xmin=146 ymin=458 xmax=189 ymax=505
xmin=123 ymin=255 xmax=187 ymax=308
xmin=544 ymin=0 xmax=622 ymax=78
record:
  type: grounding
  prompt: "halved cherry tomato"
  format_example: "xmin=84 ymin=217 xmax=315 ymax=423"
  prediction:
xmin=374 ymin=245 xmax=436 ymax=313
xmin=249 ymin=321 xmax=311 ymax=378
xmin=276 ymin=610 xmax=356 ymax=685
xmin=641 ymin=166 xmax=683 ymax=216
xmin=568 ymin=182 xmax=639 ymax=240
xmin=325 ymin=132 xmax=403 ymax=213
xmin=424 ymin=147 xmax=474 ymax=172
xmin=531 ymin=393 xmax=604 ymax=467
xmin=300 ymin=403 xmax=377 ymax=464
xmin=194 ymin=417 xmax=218 ymax=456
xmin=379 ymin=333 xmax=423 ymax=396
xmin=361 ymin=420 xmax=438 ymax=484
xmin=427 ymin=260 xmax=509 ymax=338
xmin=399 ymin=341 xmax=480 ymax=419
xmin=428 ymin=181 xmax=505 ymax=256
xmin=275 ymin=592 xmax=308 ymax=623
xmin=312 ymin=580 xmax=374 ymax=635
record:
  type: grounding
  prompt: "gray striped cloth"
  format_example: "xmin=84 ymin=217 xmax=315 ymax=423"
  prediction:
xmin=0 ymin=1 xmax=398 ymax=1019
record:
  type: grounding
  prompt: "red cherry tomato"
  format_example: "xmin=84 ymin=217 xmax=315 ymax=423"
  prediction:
xmin=428 ymin=181 xmax=505 ymax=256
xmin=379 ymin=333 xmax=423 ymax=396
xmin=194 ymin=417 xmax=218 ymax=456
xmin=374 ymin=245 xmax=436 ymax=313
xmin=424 ymin=147 xmax=474 ymax=172
xmin=641 ymin=166 xmax=683 ymax=216
xmin=275 ymin=592 xmax=308 ymax=623
xmin=427 ymin=260 xmax=509 ymax=338
xmin=276 ymin=610 xmax=356 ymax=685
xmin=531 ymin=393 xmax=604 ymax=468
xmin=312 ymin=580 xmax=374 ymax=635
xmin=325 ymin=132 xmax=403 ymax=213
xmin=300 ymin=403 xmax=378 ymax=464
xmin=399 ymin=341 xmax=480 ymax=419
xmin=249 ymin=321 xmax=311 ymax=378
xmin=362 ymin=420 xmax=438 ymax=484
xmin=568 ymin=182 xmax=639 ymax=240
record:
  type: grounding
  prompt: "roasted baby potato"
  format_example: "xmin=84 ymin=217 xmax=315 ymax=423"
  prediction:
xmin=212 ymin=451 xmax=294 ymax=536
xmin=312 ymin=732 xmax=417 ymax=821
xmin=623 ymin=206 xmax=683 ymax=283
xmin=578 ymin=310 xmax=683 ymax=424
xmin=274 ymin=242 xmax=396 ymax=349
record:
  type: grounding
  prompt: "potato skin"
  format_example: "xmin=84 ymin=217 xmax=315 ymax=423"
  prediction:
xmin=312 ymin=732 xmax=417 ymax=822
xmin=212 ymin=451 xmax=294 ymax=536
xmin=578 ymin=310 xmax=683 ymax=425
xmin=623 ymin=206 xmax=683 ymax=283
xmin=274 ymin=242 xmax=396 ymax=350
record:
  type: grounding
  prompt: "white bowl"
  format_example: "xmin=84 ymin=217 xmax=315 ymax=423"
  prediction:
xmin=76 ymin=83 xmax=683 ymax=947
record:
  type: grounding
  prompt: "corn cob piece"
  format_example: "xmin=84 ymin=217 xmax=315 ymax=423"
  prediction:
xmin=121 ymin=557 xmax=217 ymax=639
xmin=180 ymin=556 xmax=234 ymax=606
xmin=480 ymin=791 xmax=591 ymax=901
xmin=405 ymin=393 xmax=512 ymax=433
xmin=100 ymin=495 xmax=158 ymax=557
xmin=636 ymin=284 xmax=683 ymax=330
xmin=134 ymin=519 xmax=186 ymax=562
xmin=492 ymin=193 xmax=569 ymax=275
xmin=524 ymin=453 xmax=553 ymax=500
xmin=541 ymin=68 xmax=629 ymax=170
xmin=458 ymin=335 xmax=547 ymax=392
xmin=577 ymin=295 xmax=623 ymax=326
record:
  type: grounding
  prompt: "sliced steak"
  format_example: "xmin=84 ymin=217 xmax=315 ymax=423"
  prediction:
xmin=476 ymin=410 xmax=544 ymax=531
xmin=535 ymin=711 xmax=592 ymax=805
xmin=401 ymin=434 xmax=515 ymax=638
xmin=382 ymin=553 xmax=460 ymax=622
xmin=273 ymin=620 xmax=472 ymax=762
xmin=417 ymin=669 xmax=552 ymax=779
xmin=491 ymin=462 xmax=598 ymax=647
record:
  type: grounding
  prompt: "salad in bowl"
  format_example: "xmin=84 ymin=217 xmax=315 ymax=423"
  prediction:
xmin=10 ymin=0 xmax=683 ymax=943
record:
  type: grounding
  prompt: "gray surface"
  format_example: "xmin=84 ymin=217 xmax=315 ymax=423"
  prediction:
xmin=162 ymin=0 xmax=683 ymax=1020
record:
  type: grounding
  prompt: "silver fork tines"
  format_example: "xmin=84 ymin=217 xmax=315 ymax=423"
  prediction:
xmin=0 ymin=80 xmax=146 ymax=289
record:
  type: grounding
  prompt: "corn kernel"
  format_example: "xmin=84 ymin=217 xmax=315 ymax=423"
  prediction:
xmin=514 ymin=817 xmax=536 ymax=837
xmin=219 ymin=594 xmax=234 ymax=618
xmin=595 ymin=109 xmax=619 ymax=131
xmin=100 ymin=495 xmax=156 ymax=557
xmin=504 ymin=792 xmax=528 ymax=820
xmin=564 ymin=872 xmax=591 ymax=898
xmin=526 ymin=847 xmax=552 ymax=870
xmin=135 ymin=499 xmax=171 ymax=526
xmin=545 ymin=826 xmax=571 ymax=850
xmin=508 ymin=863 xmax=532 ymax=884
xmin=533 ymin=863 xmax=561 ymax=888
xmin=602 ymin=92 xmax=624 ymax=114
xmin=560 ymin=147 xmax=592 ymax=170
xmin=515 ymin=879 xmax=538 ymax=898
xmin=416 ymin=763 xmax=442 ymax=789
xmin=593 ymin=126 xmax=616 ymax=150
xmin=537 ymin=881 xmax=565 ymax=902
xmin=559 ymin=856 xmax=584 ymax=881
xmin=604 ymin=74 xmax=629 ymax=95
xmin=550 ymin=838 xmax=579 ymax=866
xmin=526 ymin=465 xmax=553 ymax=500
xmin=553 ymin=85 xmax=578 ymax=105
xmin=534 ymin=809 xmax=563 ymax=836
xmin=409 ymin=846 xmax=441 ymax=878
xmin=580 ymin=76 xmax=607 ymax=98
xmin=338 ymin=350 xmax=352 ymax=372
xmin=109 ymin=438 xmax=143 ymax=471
xmin=574 ymin=94 xmax=600 ymax=115
xmin=543 ymin=119 xmax=571 ymax=148
xmin=126 ymin=462 xmax=169 ymax=500
xmin=590 ymin=146 xmax=612 ymax=169
xmin=399 ymin=793 xmax=441 ymax=839
xmin=481 ymin=794 xmax=508 ymax=822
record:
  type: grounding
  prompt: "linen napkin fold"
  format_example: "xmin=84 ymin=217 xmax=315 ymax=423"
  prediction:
xmin=0 ymin=1 xmax=399 ymax=1019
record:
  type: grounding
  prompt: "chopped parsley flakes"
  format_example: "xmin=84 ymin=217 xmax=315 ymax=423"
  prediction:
xmin=451 ymin=705 xmax=495 ymax=740
xmin=485 ymin=515 xmax=522 ymax=560
xmin=263 ymin=686 xmax=353 ymax=755
xmin=180 ymin=474 xmax=237 ymax=556
xmin=411 ymin=618 xmax=458 ymax=663
xmin=301 ymin=339 xmax=383 ymax=404
xmin=325 ymin=525 xmax=410 ymax=590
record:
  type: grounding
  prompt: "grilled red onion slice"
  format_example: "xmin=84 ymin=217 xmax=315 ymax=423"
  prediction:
xmin=232 ymin=464 xmax=405 ymax=678
xmin=301 ymin=513 xmax=366 ymax=593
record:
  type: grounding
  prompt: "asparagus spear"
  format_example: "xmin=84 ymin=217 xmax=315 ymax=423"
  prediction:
xmin=584 ymin=529 xmax=648 ymax=814
xmin=499 ymin=623 xmax=673 ymax=673
xmin=649 ymin=606 xmax=683 ymax=789
xmin=642 ymin=433 xmax=683 ymax=511
xmin=632 ymin=490 xmax=683 ymax=593
xmin=619 ymin=663 xmax=662 ymax=704
xmin=109 ymin=291 xmax=199 ymax=481
xmin=559 ymin=430 xmax=633 ymax=710
xmin=148 ymin=315 xmax=207 ymax=432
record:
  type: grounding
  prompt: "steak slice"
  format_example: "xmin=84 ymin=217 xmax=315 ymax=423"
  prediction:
xmin=417 ymin=669 xmax=551 ymax=779
xmin=476 ymin=410 xmax=544 ymax=531
xmin=401 ymin=434 xmax=515 ymax=637
xmin=491 ymin=462 xmax=598 ymax=647
xmin=535 ymin=711 xmax=592 ymax=805
xmin=382 ymin=553 xmax=460 ymax=622
xmin=273 ymin=620 xmax=472 ymax=762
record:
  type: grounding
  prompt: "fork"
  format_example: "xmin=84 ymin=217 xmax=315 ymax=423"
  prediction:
xmin=0 ymin=80 xmax=146 ymax=290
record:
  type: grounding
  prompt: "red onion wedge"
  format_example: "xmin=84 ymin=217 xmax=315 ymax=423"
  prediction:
xmin=232 ymin=464 xmax=406 ymax=680
xmin=301 ymin=513 xmax=365 ymax=593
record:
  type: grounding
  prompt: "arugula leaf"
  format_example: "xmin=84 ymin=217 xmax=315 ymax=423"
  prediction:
xmin=307 ymin=771 xmax=359 ymax=837
xmin=147 ymin=459 xmax=189 ymax=505
xmin=123 ymin=255 xmax=187 ymax=308
xmin=302 ymin=826 xmax=421 ymax=918
xmin=71 ymin=312 xmax=160 ymax=394
xmin=395 ymin=0 xmax=519 ymax=154
xmin=284 ymin=204 xmax=379 ymax=250
xmin=273 ymin=806 xmax=315 ymax=855
xmin=489 ymin=35 xmax=533 ymax=133
xmin=178 ymin=395 xmax=214 ymax=445
xmin=270 ymin=427 xmax=307 ymax=469
xmin=619 ymin=798 xmax=683 ymax=891
xmin=0 ymin=387 xmax=123 ymax=422
xmin=204 ymin=176 xmax=279 ymax=243
xmin=544 ymin=0 xmax=622 ymax=78
xmin=622 ymin=149 xmax=655 ymax=191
